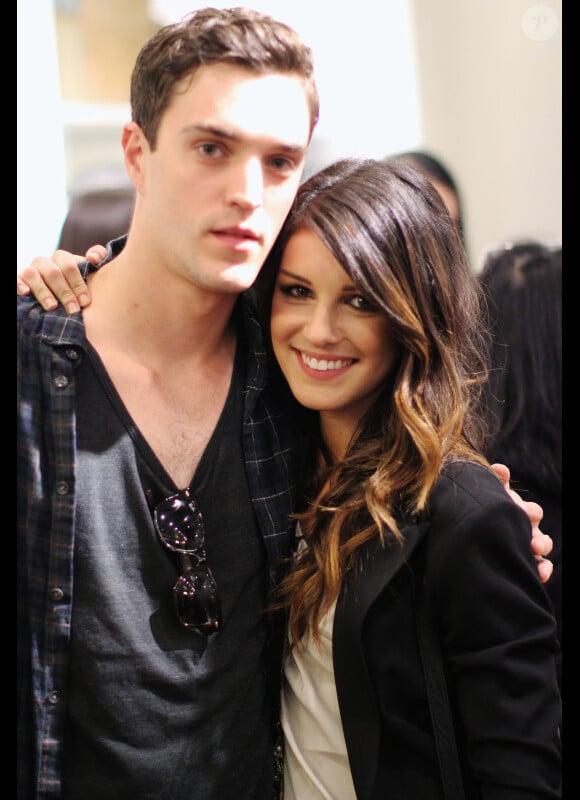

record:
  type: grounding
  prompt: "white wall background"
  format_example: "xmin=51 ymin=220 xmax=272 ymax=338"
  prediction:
xmin=410 ymin=0 xmax=561 ymax=266
xmin=17 ymin=0 xmax=68 ymax=267
xmin=17 ymin=0 xmax=561 ymax=270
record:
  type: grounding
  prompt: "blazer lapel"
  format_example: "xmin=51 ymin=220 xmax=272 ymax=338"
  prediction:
xmin=333 ymin=519 xmax=430 ymax=800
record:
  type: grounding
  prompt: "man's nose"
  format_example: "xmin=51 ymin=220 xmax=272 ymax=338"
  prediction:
xmin=226 ymin=158 xmax=264 ymax=209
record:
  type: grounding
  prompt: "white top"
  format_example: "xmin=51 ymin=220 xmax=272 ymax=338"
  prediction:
xmin=281 ymin=590 xmax=357 ymax=800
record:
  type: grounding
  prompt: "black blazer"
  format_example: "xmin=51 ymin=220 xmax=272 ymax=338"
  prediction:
xmin=333 ymin=461 xmax=561 ymax=800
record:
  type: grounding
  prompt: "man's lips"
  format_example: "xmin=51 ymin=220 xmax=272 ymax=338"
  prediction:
xmin=212 ymin=226 xmax=262 ymax=247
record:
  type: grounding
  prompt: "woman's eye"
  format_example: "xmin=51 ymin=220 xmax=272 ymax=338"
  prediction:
xmin=348 ymin=295 xmax=377 ymax=311
xmin=278 ymin=283 xmax=311 ymax=299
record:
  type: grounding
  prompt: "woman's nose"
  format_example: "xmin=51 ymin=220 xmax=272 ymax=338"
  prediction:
xmin=303 ymin=304 xmax=342 ymax=344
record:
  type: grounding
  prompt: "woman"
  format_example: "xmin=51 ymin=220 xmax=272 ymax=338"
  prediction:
xmin=256 ymin=157 xmax=561 ymax=799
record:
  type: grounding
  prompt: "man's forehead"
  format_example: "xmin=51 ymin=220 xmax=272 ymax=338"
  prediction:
xmin=170 ymin=63 xmax=313 ymax=147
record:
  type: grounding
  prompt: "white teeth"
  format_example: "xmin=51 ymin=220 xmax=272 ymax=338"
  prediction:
xmin=301 ymin=353 xmax=354 ymax=371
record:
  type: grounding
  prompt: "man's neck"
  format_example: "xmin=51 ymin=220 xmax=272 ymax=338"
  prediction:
xmin=80 ymin=251 xmax=240 ymax=488
xmin=84 ymin=249 xmax=240 ymax=363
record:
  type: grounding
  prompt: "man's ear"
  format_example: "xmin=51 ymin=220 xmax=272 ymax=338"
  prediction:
xmin=122 ymin=121 xmax=148 ymax=192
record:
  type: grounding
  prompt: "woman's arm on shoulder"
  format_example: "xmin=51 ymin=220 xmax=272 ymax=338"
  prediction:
xmin=16 ymin=245 xmax=107 ymax=313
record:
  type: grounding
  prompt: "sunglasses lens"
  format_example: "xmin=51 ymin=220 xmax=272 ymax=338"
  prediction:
xmin=153 ymin=490 xmax=222 ymax=635
xmin=173 ymin=569 xmax=222 ymax=633
xmin=155 ymin=495 xmax=205 ymax=552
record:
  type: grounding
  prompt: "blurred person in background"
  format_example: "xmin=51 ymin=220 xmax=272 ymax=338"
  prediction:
xmin=477 ymin=240 xmax=562 ymax=691
xmin=388 ymin=150 xmax=465 ymax=245
xmin=57 ymin=185 xmax=135 ymax=255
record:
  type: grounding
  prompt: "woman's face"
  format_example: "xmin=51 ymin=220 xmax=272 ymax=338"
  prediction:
xmin=270 ymin=227 xmax=399 ymax=438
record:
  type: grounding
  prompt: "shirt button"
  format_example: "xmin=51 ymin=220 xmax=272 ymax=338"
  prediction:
xmin=65 ymin=349 xmax=78 ymax=360
xmin=50 ymin=587 xmax=64 ymax=602
xmin=54 ymin=375 xmax=69 ymax=389
xmin=47 ymin=691 xmax=60 ymax=705
xmin=56 ymin=481 xmax=69 ymax=496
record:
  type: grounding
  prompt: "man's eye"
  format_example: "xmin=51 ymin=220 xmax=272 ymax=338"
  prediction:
xmin=197 ymin=142 xmax=223 ymax=158
xmin=269 ymin=156 xmax=296 ymax=173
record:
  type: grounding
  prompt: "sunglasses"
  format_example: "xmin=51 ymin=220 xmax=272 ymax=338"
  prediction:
xmin=152 ymin=488 xmax=222 ymax=634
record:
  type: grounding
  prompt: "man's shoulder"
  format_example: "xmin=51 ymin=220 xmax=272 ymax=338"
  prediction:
xmin=17 ymin=295 xmax=85 ymax=346
xmin=18 ymin=293 xmax=54 ymax=331
xmin=428 ymin=460 xmax=516 ymax=525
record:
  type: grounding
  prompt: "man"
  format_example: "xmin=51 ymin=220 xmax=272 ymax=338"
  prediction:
xmin=17 ymin=7 xmax=552 ymax=800
xmin=18 ymin=9 xmax=318 ymax=799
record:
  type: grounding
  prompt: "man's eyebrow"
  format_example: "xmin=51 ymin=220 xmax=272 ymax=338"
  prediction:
xmin=181 ymin=123 xmax=307 ymax=154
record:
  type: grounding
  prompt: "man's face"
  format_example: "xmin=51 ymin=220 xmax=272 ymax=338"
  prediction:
xmin=132 ymin=63 xmax=312 ymax=295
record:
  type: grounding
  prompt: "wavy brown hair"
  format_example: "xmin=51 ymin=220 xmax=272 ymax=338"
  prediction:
xmin=256 ymin=157 xmax=491 ymax=644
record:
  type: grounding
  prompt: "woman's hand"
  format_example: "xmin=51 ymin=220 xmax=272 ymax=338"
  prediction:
xmin=16 ymin=244 xmax=107 ymax=313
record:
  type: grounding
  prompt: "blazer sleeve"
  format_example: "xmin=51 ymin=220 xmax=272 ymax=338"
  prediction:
xmin=425 ymin=467 xmax=561 ymax=799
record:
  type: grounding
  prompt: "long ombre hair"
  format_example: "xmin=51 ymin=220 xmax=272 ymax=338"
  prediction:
xmin=256 ymin=157 xmax=491 ymax=645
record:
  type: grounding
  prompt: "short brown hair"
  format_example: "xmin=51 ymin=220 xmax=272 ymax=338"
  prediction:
xmin=131 ymin=6 xmax=320 ymax=148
